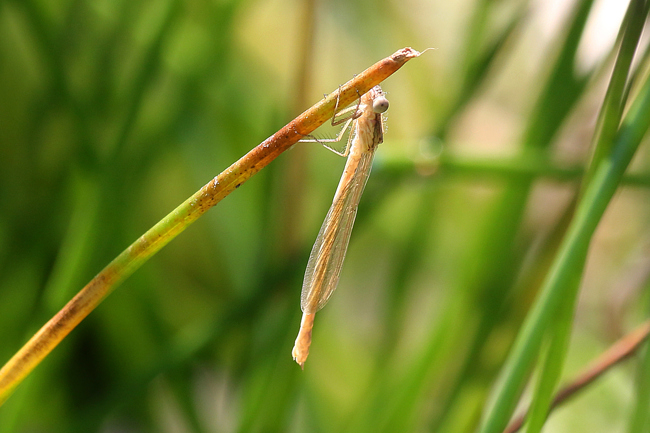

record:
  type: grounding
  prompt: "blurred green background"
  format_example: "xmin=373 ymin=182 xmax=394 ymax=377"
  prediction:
xmin=1 ymin=0 xmax=649 ymax=431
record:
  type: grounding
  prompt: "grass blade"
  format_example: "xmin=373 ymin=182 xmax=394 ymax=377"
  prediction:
xmin=627 ymin=338 xmax=650 ymax=433
xmin=522 ymin=3 xmax=649 ymax=431
xmin=479 ymin=56 xmax=650 ymax=433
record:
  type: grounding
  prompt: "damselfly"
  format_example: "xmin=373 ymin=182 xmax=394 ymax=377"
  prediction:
xmin=292 ymin=85 xmax=389 ymax=368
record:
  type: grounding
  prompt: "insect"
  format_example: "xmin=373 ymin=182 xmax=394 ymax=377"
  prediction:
xmin=292 ymin=85 xmax=389 ymax=368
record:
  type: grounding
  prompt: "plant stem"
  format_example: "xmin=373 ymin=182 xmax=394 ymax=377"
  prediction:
xmin=504 ymin=320 xmax=650 ymax=433
xmin=0 ymin=47 xmax=424 ymax=406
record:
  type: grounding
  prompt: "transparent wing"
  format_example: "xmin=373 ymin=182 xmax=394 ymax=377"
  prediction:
xmin=300 ymin=149 xmax=377 ymax=314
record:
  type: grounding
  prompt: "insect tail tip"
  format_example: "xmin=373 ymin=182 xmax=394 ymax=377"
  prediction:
xmin=292 ymin=355 xmax=305 ymax=370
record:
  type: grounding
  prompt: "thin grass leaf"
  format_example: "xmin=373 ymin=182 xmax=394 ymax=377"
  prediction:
xmin=336 ymin=186 xmax=447 ymax=433
xmin=42 ymin=173 xmax=102 ymax=310
xmin=627 ymin=343 xmax=650 ymax=433
xmin=479 ymin=59 xmax=650 ymax=433
xmin=436 ymin=0 xmax=526 ymax=139
xmin=523 ymin=0 xmax=594 ymax=149
xmin=383 ymin=150 xmax=650 ymax=186
xmin=433 ymin=2 xmax=597 ymax=430
xmin=505 ymin=321 xmax=650 ymax=433
xmin=109 ymin=0 xmax=181 ymax=160
xmin=523 ymin=271 xmax=580 ymax=433
xmin=523 ymin=3 xmax=649 ymax=431
xmin=582 ymin=0 xmax=650 ymax=191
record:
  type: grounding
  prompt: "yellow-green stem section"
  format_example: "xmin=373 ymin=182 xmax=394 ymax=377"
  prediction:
xmin=0 ymin=47 xmax=423 ymax=405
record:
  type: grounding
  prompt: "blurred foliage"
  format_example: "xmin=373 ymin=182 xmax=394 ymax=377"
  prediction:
xmin=0 ymin=0 xmax=649 ymax=432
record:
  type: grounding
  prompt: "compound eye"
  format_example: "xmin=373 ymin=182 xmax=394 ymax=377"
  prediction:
xmin=373 ymin=97 xmax=389 ymax=113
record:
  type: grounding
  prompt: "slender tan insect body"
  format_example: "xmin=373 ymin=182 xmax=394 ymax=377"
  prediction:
xmin=292 ymin=86 xmax=388 ymax=368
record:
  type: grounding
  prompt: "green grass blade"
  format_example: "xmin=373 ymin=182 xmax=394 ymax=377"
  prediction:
xmin=436 ymin=0 xmax=526 ymax=139
xmin=628 ymin=343 xmax=650 ymax=433
xmin=433 ymin=1 xmax=597 ymax=430
xmin=523 ymin=4 xmax=649 ymax=431
xmin=523 ymin=0 xmax=594 ymax=149
xmin=582 ymin=0 xmax=650 ymax=190
xmin=523 ymin=268 xmax=581 ymax=433
xmin=479 ymin=61 xmax=650 ymax=433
